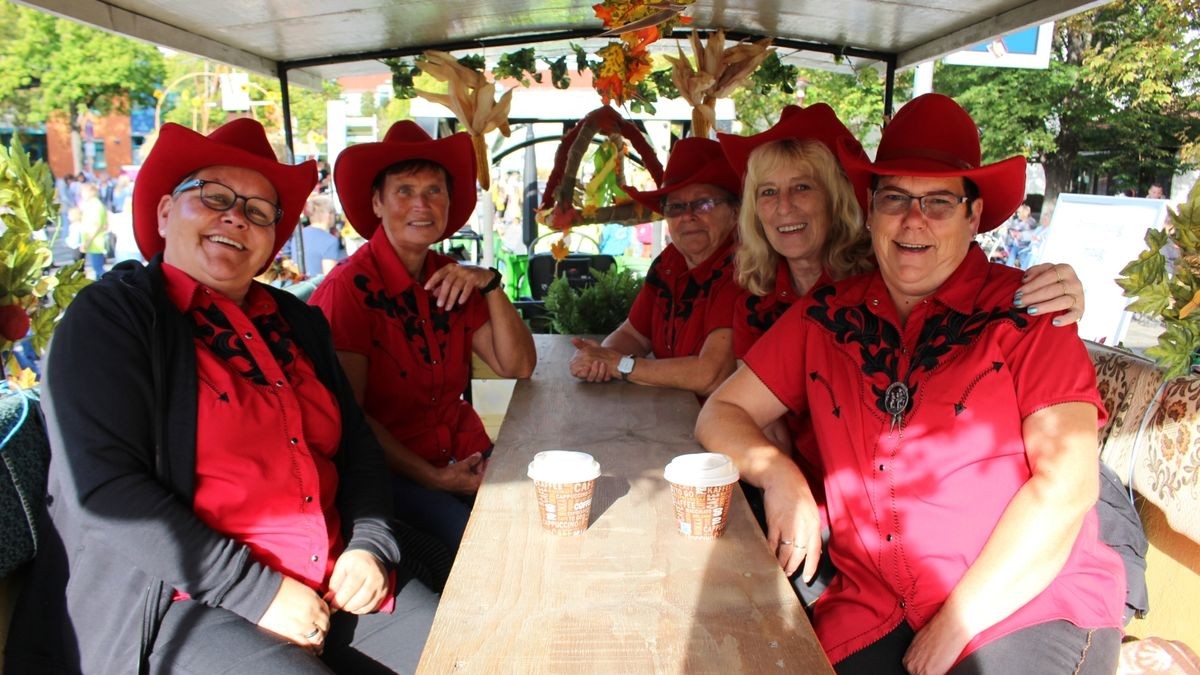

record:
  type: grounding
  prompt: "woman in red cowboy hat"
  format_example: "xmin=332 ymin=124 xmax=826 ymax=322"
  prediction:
xmin=568 ymin=137 xmax=742 ymax=396
xmin=6 ymin=119 xmax=438 ymax=675
xmin=310 ymin=121 xmax=536 ymax=556
xmin=698 ymin=94 xmax=1123 ymax=674
xmin=715 ymin=105 xmax=1086 ymax=605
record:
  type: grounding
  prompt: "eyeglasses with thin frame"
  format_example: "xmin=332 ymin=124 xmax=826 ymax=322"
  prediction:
xmin=171 ymin=178 xmax=283 ymax=228
xmin=871 ymin=189 xmax=970 ymax=220
xmin=661 ymin=197 xmax=729 ymax=219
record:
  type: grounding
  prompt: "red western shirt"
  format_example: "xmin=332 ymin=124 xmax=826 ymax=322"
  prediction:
xmin=744 ymin=245 xmax=1124 ymax=665
xmin=733 ymin=258 xmax=832 ymax=509
xmin=310 ymin=227 xmax=491 ymax=467
xmin=163 ymin=263 xmax=346 ymax=596
xmin=627 ymin=237 xmax=739 ymax=359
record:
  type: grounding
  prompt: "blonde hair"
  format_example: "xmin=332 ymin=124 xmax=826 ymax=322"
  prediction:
xmin=735 ymin=139 xmax=873 ymax=297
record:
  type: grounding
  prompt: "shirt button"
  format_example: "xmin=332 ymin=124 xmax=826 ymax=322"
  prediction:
xmin=440 ymin=448 xmax=448 ymax=454
xmin=311 ymin=554 xmax=319 ymax=562
xmin=304 ymin=495 xmax=313 ymax=503
xmin=886 ymin=534 xmax=894 ymax=542
xmin=290 ymin=438 xmax=299 ymax=445
xmin=275 ymin=380 xmax=284 ymax=387
xmin=878 ymin=464 xmax=886 ymax=471
xmin=899 ymin=599 xmax=907 ymax=609
xmin=431 ymin=359 xmax=438 ymax=365
xmin=431 ymin=396 xmax=438 ymax=403
xmin=418 ymin=319 xmax=426 ymax=326
xmin=243 ymin=332 xmax=252 ymax=340
xmin=871 ymin=299 xmax=879 ymax=306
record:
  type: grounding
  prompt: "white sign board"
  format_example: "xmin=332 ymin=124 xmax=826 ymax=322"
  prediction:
xmin=1037 ymin=194 xmax=1169 ymax=345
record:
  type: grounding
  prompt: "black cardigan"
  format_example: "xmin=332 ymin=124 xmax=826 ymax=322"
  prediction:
xmin=5 ymin=257 xmax=399 ymax=674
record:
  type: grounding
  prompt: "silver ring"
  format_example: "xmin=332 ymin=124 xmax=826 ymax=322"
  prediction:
xmin=303 ymin=627 xmax=321 ymax=640
xmin=780 ymin=539 xmax=793 ymax=546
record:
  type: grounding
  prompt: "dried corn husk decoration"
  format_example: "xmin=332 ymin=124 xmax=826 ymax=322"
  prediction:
xmin=665 ymin=29 xmax=773 ymax=138
xmin=415 ymin=50 xmax=513 ymax=189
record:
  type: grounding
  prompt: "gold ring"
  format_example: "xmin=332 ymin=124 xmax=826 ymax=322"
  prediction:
xmin=303 ymin=627 xmax=321 ymax=640
xmin=1059 ymin=280 xmax=1068 ymax=295
xmin=1055 ymin=267 xmax=1064 ymax=284
xmin=1069 ymin=295 xmax=1077 ymax=310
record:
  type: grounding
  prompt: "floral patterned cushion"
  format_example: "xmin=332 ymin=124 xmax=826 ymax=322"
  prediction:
xmin=1133 ymin=377 xmax=1200 ymax=542
xmin=1119 ymin=637 xmax=1200 ymax=674
xmin=1088 ymin=342 xmax=1165 ymax=478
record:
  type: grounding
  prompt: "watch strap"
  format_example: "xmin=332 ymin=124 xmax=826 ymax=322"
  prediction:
xmin=479 ymin=267 xmax=503 ymax=295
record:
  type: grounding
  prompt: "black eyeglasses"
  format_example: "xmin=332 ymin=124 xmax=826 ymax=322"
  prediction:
xmin=871 ymin=189 xmax=970 ymax=220
xmin=661 ymin=197 xmax=729 ymax=219
xmin=172 ymin=179 xmax=283 ymax=228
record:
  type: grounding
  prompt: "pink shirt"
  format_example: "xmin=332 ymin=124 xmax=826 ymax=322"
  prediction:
xmin=745 ymin=245 xmax=1124 ymax=664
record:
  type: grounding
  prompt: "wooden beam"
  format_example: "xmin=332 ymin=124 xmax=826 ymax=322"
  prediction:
xmin=12 ymin=0 xmax=323 ymax=90
xmin=897 ymin=0 xmax=1113 ymax=68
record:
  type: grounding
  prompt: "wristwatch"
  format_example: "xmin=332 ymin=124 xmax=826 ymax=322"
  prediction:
xmin=617 ymin=354 xmax=636 ymax=381
xmin=479 ymin=267 xmax=503 ymax=295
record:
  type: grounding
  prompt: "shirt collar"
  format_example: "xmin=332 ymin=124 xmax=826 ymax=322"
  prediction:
xmin=835 ymin=242 xmax=989 ymax=317
xmin=161 ymin=262 xmax=277 ymax=316
xmin=659 ymin=234 xmax=737 ymax=281
xmin=366 ymin=226 xmax=434 ymax=293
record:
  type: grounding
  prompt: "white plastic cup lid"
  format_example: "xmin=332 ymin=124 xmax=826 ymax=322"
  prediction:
xmin=664 ymin=453 xmax=739 ymax=488
xmin=527 ymin=450 xmax=601 ymax=483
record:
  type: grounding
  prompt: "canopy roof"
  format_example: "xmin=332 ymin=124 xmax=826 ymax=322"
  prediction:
xmin=17 ymin=0 xmax=1111 ymax=90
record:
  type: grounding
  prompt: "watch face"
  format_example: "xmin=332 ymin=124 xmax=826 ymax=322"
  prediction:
xmin=618 ymin=356 xmax=635 ymax=374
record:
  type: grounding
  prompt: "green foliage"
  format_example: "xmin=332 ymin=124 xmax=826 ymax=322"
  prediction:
xmin=543 ymin=266 xmax=642 ymax=335
xmin=0 ymin=4 xmax=164 ymax=128
xmin=494 ymin=48 xmax=542 ymax=86
xmin=0 ymin=137 xmax=89 ymax=379
xmin=1120 ymin=182 xmax=1200 ymax=378
xmin=936 ymin=0 xmax=1200 ymax=209
xmin=747 ymin=52 xmax=798 ymax=95
xmin=457 ymin=54 xmax=486 ymax=72
xmin=385 ymin=59 xmax=421 ymax=99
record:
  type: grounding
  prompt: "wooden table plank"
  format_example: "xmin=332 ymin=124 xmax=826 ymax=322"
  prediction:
xmin=418 ymin=335 xmax=832 ymax=674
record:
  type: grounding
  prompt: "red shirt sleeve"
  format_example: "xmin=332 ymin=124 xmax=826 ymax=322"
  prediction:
xmin=742 ymin=303 xmax=810 ymax=414
xmin=310 ymin=272 xmax=373 ymax=356
xmin=1005 ymin=317 xmax=1108 ymax=425
xmin=704 ymin=277 xmax=738 ymax=335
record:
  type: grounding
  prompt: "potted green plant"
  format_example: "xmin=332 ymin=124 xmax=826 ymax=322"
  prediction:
xmin=0 ymin=139 xmax=90 ymax=385
xmin=1117 ymin=182 xmax=1200 ymax=378
xmin=542 ymin=266 xmax=642 ymax=335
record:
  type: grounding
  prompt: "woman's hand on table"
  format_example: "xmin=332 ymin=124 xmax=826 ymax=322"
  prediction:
xmin=569 ymin=337 xmax=616 ymax=382
xmin=258 ymin=575 xmax=331 ymax=653
xmin=761 ymin=465 xmax=822 ymax=580
xmin=325 ymin=549 xmax=389 ymax=615
xmin=432 ymin=452 xmax=485 ymax=495
xmin=424 ymin=264 xmax=494 ymax=309
xmin=1015 ymin=263 xmax=1084 ymax=326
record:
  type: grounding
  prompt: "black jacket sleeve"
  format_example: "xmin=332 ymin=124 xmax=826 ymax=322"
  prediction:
xmin=43 ymin=279 xmax=282 ymax=623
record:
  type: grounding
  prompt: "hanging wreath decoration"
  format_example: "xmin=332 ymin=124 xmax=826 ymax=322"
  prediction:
xmin=590 ymin=0 xmax=695 ymax=107
xmin=537 ymin=106 xmax=664 ymax=234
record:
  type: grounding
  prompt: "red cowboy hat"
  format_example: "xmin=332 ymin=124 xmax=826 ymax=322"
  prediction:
xmin=133 ymin=118 xmax=317 ymax=263
xmin=625 ymin=137 xmax=741 ymax=216
xmin=333 ymin=121 xmax=476 ymax=240
xmin=837 ymin=93 xmax=1026 ymax=232
xmin=717 ymin=102 xmax=871 ymax=215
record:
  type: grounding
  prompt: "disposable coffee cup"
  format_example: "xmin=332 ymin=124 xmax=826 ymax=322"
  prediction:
xmin=527 ymin=450 xmax=601 ymax=535
xmin=664 ymin=453 xmax=740 ymax=539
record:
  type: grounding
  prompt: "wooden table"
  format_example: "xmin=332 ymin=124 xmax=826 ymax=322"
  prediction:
xmin=417 ymin=335 xmax=832 ymax=673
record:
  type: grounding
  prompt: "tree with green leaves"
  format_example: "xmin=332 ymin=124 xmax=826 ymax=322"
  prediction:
xmin=0 ymin=2 xmax=164 ymax=171
xmin=936 ymin=0 xmax=1200 ymax=219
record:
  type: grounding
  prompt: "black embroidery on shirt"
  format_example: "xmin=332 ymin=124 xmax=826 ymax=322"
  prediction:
xmin=954 ymin=361 xmax=1004 ymax=415
xmin=646 ymin=251 xmax=732 ymax=342
xmin=809 ymin=371 xmax=841 ymax=418
xmin=372 ymin=339 xmax=409 ymax=378
xmin=355 ymin=273 xmax=456 ymax=366
xmin=198 ymin=374 xmax=229 ymax=403
xmin=744 ymin=294 xmax=788 ymax=336
xmin=806 ymin=285 xmax=1027 ymax=419
xmin=189 ymin=302 xmax=299 ymax=387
